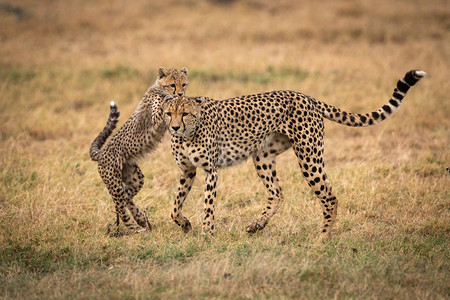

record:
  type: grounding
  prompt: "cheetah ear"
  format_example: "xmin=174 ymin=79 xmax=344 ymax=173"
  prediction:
xmin=194 ymin=97 xmax=205 ymax=104
xmin=164 ymin=94 xmax=174 ymax=103
xmin=181 ymin=67 xmax=188 ymax=75
xmin=158 ymin=67 xmax=168 ymax=79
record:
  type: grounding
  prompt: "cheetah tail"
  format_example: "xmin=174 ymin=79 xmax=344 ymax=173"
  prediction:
xmin=314 ymin=70 xmax=426 ymax=127
xmin=89 ymin=101 xmax=120 ymax=161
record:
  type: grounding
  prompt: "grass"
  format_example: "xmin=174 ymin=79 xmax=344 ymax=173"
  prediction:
xmin=0 ymin=0 xmax=449 ymax=299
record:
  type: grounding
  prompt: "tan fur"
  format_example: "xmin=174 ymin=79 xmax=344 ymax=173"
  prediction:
xmin=90 ymin=67 xmax=189 ymax=234
xmin=163 ymin=70 xmax=425 ymax=238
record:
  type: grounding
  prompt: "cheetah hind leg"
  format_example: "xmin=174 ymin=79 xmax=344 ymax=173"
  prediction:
xmin=106 ymin=211 xmax=130 ymax=237
xmin=246 ymin=152 xmax=283 ymax=233
xmin=123 ymin=163 xmax=152 ymax=231
xmin=101 ymin=165 xmax=143 ymax=236
xmin=293 ymin=148 xmax=338 ymax=240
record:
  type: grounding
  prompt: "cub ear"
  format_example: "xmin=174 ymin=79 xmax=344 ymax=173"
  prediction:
xmin=194 ymin=97 xmax=205 ymax=104
xmin=164 ymin=94 xmax=174 ymax=102
xmin=181 ymin=67 xmax=188 ymax=75
xmin=158 ymin=67 xmax=168 ymax=79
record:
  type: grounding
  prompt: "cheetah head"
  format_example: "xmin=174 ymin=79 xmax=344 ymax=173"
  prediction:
xmin=156 ymin=67 xmax=189 ymax=96
xmin=163 ymin=95 xmax=205 ymax=139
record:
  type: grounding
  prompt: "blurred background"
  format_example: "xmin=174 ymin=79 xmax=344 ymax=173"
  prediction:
xmin=1 ymin=0 xmax=448 ymax=146
xmin=0 ymin=0 xmax=448 ymax=298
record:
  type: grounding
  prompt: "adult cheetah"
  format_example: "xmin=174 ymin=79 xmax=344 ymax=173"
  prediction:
xmin=90 ymin=67 xmax=188 ymax=234
xmin=162 ymin=70 xmax=425 ymax=238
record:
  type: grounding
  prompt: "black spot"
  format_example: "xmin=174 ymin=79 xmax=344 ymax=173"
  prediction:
xmin=392 ymin=92 xmax=404 ymax=101
xmin=397 ymin=80 xmax=410 ymax=93
xmin=389 ymin=99 xmax=399 ymax=107
xmin=382 ymin=105 xmax=392 ymax=114
xmin=403 ymin=71 xmax=418 ymax=86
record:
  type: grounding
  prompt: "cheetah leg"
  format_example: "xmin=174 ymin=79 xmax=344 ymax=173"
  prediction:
xmin=122 ymin=163 xmax=151 ymax=230
xmin=103 ymin=166 xmax=142 ymax=232
xmin=292 ymin=146 xmax=338 ymax=239
xmin=172 ymin=167 xmax=196 ymax=233
xmin=202 ymin=169 xmax=218 ymax=236
xmin=246 ymin=152 xmax=283 ymax=233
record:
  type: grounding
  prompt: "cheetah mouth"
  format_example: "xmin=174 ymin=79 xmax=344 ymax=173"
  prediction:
xmin=169 ymin=130 xmax=185 ymax=137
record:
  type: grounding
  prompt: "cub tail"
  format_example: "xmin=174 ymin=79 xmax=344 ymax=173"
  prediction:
xmin=89 ymin=101 xmax=120 ymax=161
xmin=314 ymin=70 xmax=426 ymax=127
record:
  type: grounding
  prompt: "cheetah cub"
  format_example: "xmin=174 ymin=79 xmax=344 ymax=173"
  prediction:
xmin=163 ymin=70 xmax=425 ymax=238
xmin=90 ymin=67 xmax=188 ymax=234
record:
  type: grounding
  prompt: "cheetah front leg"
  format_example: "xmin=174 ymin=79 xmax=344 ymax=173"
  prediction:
xmin=172 ymin=167 xmax=197 ymax=233
xmin=202 ymin=169 xmax=218 ymax=236
xmin=246 ymin=152 xmax=284 ymax=233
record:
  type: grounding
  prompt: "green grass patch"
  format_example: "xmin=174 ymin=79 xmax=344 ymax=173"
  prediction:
xmin=190 ymin=66 xmax=311 ymax=85
xmin=0 ymin=67 xmax=36 ymax=82
xmin=101 ymin=65 xmax=139 ymax=79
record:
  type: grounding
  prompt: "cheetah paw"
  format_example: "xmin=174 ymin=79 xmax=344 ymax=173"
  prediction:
xmin=246 ymin=221 xmax=267 ymax=233
xmin=181 ymin=219 xmax=192 ymax=233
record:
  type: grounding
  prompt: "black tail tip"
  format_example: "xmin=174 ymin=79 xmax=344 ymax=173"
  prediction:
xmin=404 ymin=70 xmax=426 ymax=86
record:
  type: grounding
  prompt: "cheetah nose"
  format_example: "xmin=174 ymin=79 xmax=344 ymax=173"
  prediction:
xmin=178 ymin=93 xmax=183 ymax=96
xmin=172 ymin=126 xmax=180 ymax=131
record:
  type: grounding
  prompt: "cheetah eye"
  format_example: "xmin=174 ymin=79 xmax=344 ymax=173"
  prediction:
xmin=182 ymin=83 xmax=187 ymax=88
xmin=170 ymin=84 xmax=176 ymax=88
xmin=165 ymin=112 xmax=171 ymax=117
xmin=182 ymin=112 xmax=189 ymax=117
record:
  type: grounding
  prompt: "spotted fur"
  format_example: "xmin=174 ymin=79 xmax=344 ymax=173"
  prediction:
xmin=90 ymin=67 xmax=189 ymax=234
xmin=163 ymin=70 xmax=425 ymax=238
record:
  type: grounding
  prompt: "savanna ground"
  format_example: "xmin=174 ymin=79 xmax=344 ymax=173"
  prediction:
xmin=1 ymin=0 xmax=449 ymax=299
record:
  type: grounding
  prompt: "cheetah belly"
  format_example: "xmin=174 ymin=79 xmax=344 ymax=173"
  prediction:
xmin=216 ymin=134 xmax=270 ymax=168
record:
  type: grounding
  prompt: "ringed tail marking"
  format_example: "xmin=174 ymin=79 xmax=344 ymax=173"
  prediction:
xmin=89 ymin=101 xmax=120 ymax=161
xmin=314 ymin=70 xmax=426 ymax=127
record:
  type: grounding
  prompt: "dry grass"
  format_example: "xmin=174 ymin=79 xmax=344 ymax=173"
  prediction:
xmin=1 ymin=0 xmax=449 ymax=299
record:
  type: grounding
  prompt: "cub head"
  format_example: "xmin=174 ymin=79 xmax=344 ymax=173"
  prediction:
xmin=163 ymin=95 xmax=205 ymax=138
xmin=156 ymin=67 xmax=189 ymax=96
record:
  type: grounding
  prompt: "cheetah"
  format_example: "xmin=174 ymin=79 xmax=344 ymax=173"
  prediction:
xmin=90 ymin=67 xmax=189 ymax=234
xmin=162 ymin=70 xmax=425 ymax=238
